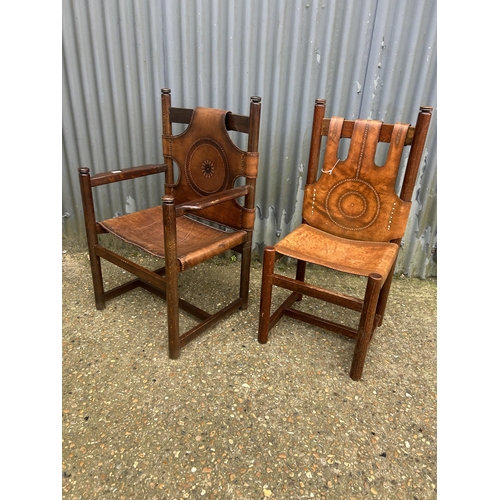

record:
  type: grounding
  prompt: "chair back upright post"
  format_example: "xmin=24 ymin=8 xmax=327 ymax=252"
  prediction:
xmin=399 ymin=106 xmax=433 ymax=203
xmin=306 ymin=99 xmax=327 ymax=186
xmin=294 ymin=98 xmax=327 ymax=286
xmin=161 ymin=88 xmax=174 ymax=196
xmin=244 ymin=96 xmax=262 ymax=211
xmin=237 ymin=96 xmax=261 ymax=308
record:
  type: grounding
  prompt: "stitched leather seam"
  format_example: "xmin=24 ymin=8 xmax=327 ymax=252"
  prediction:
xmin=356 ymin=122 xmax=370 ymax=178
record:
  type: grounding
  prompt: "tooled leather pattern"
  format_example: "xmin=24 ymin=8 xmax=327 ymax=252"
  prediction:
xmin=163 ymin=107 xmax=258 ymax=229
xmin=303 ymin=117 xmax=411 ymax=242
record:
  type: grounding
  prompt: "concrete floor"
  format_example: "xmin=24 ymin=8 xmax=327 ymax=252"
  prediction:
xmin=62 ymin=248 xmax=437 ymax=499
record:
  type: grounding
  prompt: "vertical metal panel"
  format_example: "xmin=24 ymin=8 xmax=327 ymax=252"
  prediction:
xmin=63 ymin=0 xmax=437 ymax=277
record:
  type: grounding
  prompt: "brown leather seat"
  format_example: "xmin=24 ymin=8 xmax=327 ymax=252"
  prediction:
xmin=99 ymin=206 xmax=247 ymax=271
xmin=258 ymin=99 xmax=432 ymax=381
xmin=79 ymin=89 xmax=261 ymax=358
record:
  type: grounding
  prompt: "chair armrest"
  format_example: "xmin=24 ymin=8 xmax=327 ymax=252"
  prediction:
xmin=82 ymin=164 xmax=170 ymax=187
xmin=173 ymin=185 xmax=252 ymax=217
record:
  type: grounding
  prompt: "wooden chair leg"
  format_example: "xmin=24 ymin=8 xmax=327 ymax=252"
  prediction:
xmin=89 ymin=251 xmax=106 ymax=310
xmin=166 ymin=266 xmax=180 ymax=359
xmin=239 ymin=239 xmax=252 ymax=310
xmin=375 ymin=260 xmax=397 ymax=326
xmin=163 ymin=195 xmax=181 ymax=359
xmin=78 ymin=167 xmax=106 ymax=310
xmin=258 ymin=246 xmax=276 ymax=344
xmin=295 ymin=259 xmax=307 ymax=301
xmin=350 ymin=273 xmax=383 ymax=381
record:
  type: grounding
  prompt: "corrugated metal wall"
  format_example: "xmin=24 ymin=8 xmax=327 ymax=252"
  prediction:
xmin=62 ymin=0 xmax=437 ymax=278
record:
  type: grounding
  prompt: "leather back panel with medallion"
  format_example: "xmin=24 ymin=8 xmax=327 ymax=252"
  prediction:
xmin=302 ymin=117 xmax=411 ymax=242
xmin=163 ymin=107 xmax=259 ymax=229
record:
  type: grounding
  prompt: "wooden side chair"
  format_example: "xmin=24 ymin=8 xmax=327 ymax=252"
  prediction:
xmin=79 ymin=89 xmax=261 ymax=358
xmin=257 ymin=99 xmax=432 ymax=380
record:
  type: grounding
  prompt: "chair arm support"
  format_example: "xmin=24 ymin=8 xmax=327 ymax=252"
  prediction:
xmin=172 ymin=185 xmax=252 ymax=217
xmin=80 ymin=164 xmax=170 ymax=187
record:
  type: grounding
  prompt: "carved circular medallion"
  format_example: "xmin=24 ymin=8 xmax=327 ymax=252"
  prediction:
xmin=325 ymin=179 xmax=380 ymax=230
xmin=185 ymin=139 xmax=229 ymax=195
xmin=201 ymin=160 xmax=215 ymax=178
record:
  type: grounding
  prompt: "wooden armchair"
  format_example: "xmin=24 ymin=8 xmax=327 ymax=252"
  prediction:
xmin=79 ymin=89 xmax=261 ymax=358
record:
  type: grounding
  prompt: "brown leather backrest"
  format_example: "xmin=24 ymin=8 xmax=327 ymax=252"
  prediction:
xmin=302 ymin=116 xmax=411 ymax=242
xmin=162 ymin=107 xmax=259 ymax=229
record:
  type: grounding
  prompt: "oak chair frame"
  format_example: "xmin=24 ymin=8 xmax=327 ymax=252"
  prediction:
xmin=257 ymin=99 xmax=432 ymax=380
xmin=79 ymin=89 xmax=262 ymax=358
